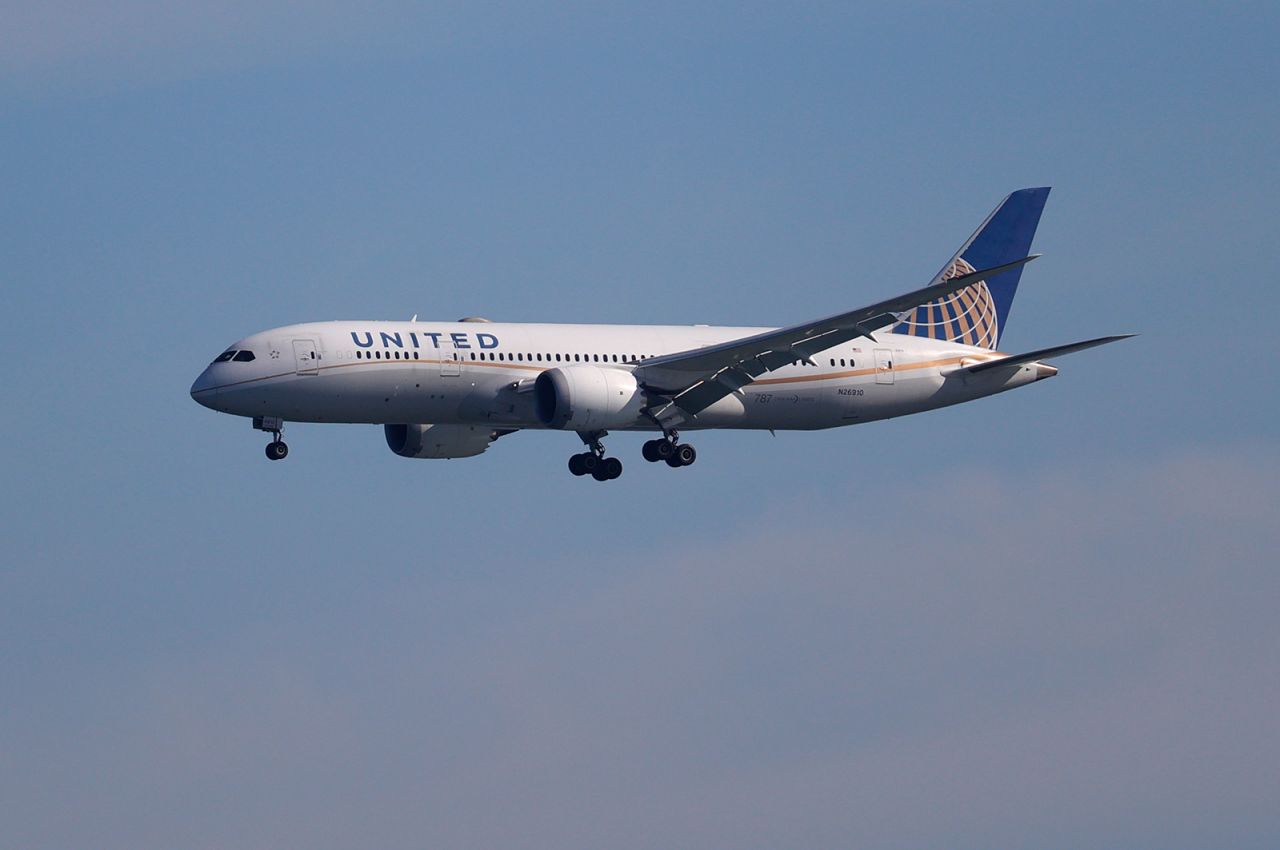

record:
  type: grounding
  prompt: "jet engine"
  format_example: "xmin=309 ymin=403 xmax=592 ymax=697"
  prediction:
xmin=534 ymin=366 xmax=647 ymax=430
xmin=384 ymin=423 xmax=498 ymax=459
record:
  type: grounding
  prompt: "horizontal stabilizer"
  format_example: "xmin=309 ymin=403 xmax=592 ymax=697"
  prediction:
xmin=966 ymin=334 xmax=1137 ymax=374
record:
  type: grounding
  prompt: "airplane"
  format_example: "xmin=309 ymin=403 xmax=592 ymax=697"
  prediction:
xmin=190 ymin=187 xmax=1132 ymax=481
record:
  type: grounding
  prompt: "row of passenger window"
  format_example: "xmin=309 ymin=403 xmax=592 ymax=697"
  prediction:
xmin=212 ymin=350 xmax=256 ymax=363
xmin=347 ymin=349 xmax=858 ymax=368
xmin=354 ymin=350 xmax=656 ymax=363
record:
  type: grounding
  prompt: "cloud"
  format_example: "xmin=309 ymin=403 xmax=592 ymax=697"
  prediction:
xmin=3 ymin=444 xmax=1278 ymax=849
xmin=0 ymin=1 xmax=409 ymax=91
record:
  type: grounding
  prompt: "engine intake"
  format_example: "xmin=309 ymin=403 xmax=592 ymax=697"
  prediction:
xmin=534 ymin=366 xmax=646 ymax=430
xmin=384 ymin=423 xmax=497 ymax=459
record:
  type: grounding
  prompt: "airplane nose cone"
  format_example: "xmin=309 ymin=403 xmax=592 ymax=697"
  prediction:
xmin=190 ymin=368 xmax=219 ymax=407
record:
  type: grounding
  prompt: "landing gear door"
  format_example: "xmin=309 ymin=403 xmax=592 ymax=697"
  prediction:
xmin=292 ymin=339 xmax=320 ymax=376
xmin=874 ymin=348 xmax=895 ymax=385
xmin=439 ymin=341 xmax=462 ymax=377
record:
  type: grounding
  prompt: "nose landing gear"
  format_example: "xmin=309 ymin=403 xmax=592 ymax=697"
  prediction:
xmin=254 ymin=416 xmax=289 ymax=461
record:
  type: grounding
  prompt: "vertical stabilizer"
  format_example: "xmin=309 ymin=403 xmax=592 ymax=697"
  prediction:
xmin=892 ymin=187 xmax=1050 ymax=348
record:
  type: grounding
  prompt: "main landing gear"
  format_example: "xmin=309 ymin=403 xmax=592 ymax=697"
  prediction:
xmin=567 ymin=430 xmax=696 ymax=481
xmin=254 ymin=416 xmax=289 ymax=461
xmin=642 ymin=432 xmax=696 ymax=469
xmin=568 ymin=430 xmax=622 ymax=481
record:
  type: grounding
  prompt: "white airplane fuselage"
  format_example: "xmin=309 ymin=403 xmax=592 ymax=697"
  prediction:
xmin=190 ymin=319 xmax=1051 ymax=432
xmin=189 ymin=189 xmax=1128 ymax=475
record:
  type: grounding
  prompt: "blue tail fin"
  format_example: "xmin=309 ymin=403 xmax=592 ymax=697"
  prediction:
xmin=892 ymin=187 xmax=1050 ymax=349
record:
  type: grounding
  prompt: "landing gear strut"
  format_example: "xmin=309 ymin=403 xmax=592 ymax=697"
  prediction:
xmin=254 ymin=416 xmax=289 ymax=461
xmin=569 ymin=430 xmax=623 ymax=481
xmin=642 ymin=431 xmax=696 ymax=468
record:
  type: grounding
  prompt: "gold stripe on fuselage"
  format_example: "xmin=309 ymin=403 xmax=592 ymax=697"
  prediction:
xmin=196 ymin=351 xmax=1007 ymax=394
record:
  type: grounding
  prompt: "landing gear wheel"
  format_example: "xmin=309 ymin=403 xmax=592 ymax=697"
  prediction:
xmin=644 ymin=439 xmax=678 ymax=462
xmin=591 ymin=457 xmax=622 ymax=481
xmin=572 ymin=430 xmax=620 ymax=481
xmin=265 ymin=440 xmax=289 ymax=461
xmin=674 ymin=443 xmax=696 ymax=466
xmin=570 ymin=452 xmax=605 ymax=477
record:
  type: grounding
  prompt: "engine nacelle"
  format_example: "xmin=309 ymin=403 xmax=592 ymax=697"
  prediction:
xmin=384 ymin=423 xmax=497 ymax=459
xmin=534 ymin=366 xmax=646 ymax=430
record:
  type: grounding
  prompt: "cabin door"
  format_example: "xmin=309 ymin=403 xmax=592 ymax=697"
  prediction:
xmin=292 ymin=339 xmax=320 ymax=376
xmin=874 ymin=348 xmax=895 ymax=385
xmin=439 ymin=341 xmax=462 ymax=377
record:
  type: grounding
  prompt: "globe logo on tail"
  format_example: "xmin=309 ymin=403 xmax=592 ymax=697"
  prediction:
xmin=893 ymin=257 xmax=999 ymax=349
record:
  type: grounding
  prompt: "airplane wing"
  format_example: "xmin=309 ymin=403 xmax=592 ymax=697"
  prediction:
xmin=963 ymin=334 xmax=1136 ymax=373
xmin=633 ymin=255 xmax=1040 ymax=424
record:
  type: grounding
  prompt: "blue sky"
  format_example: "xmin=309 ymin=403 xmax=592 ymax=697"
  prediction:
xmin=2 ymin=4 xmax=1278 ymax=848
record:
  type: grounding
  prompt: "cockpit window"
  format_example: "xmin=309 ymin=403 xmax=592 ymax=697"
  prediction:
xmin=232 ymin=350 xmax=256 ymax=362
xmin=213 ymin=350 xmax=236 ymax=363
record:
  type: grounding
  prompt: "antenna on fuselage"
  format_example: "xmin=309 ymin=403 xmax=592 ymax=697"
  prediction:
xmin=410 ymin=314 xmax=417 ymax=322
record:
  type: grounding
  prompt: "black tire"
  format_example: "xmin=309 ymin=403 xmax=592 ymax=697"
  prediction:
xmin=265 ymin=441 xmax=288 ymax=461
xmin=642 ymin=440 xmax=661 ymax=462
xmin=568 ymin=453 xmax=587 ymax=476
xmin=654 ymin=439 xmax=674 ymax=460
xmin=602 ymin=457 xmax=623 ymax=480
xmin=675 ymin=443 xmax=696 ymax=466
xmin=580 ymin=452 xmax=600 ymax=473
xmin=664 ymin=454 xmax=683 ymax=468
xmin=591 ymin=465 xmax=611 ymax=481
